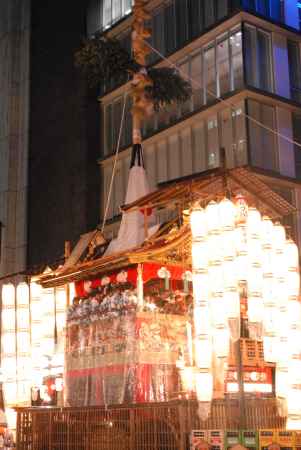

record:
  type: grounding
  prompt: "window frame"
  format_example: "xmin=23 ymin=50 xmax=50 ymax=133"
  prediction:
xmin=243 ymin=23 xmax=274 ymax=93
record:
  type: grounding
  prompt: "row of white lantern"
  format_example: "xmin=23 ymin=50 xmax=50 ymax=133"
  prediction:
xmin=1 ymin=284 xmax=17 ymax=407
xmin=246 ymin=210 xmax=301 ymax=428
xmin=190 ymin=197 xmax=244 ymax=405
xmin=1 ymin=281 xmax=69 ymax=407
xmin=190 ymin=195 xmax=301 ymax=429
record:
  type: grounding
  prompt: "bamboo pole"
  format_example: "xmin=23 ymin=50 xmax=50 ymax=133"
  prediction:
xmin=131 ymin=0 xmax=152 ymax=145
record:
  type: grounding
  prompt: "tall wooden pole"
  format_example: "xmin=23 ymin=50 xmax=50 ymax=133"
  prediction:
xmin=131 ymin=0 xmax=153 ymax=145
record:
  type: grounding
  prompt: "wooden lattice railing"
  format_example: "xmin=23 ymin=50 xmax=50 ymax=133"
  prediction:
xmin=16 ymin=398 xmax=286 ymax=450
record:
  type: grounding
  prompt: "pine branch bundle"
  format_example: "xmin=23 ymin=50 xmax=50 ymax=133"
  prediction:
xmin=146 ymin=67 xmax=192 ymax=111
xmin=74 ymin=36 xmax=140 ymax=87
xmin=75 ymin=36 xmax=192 ymax=110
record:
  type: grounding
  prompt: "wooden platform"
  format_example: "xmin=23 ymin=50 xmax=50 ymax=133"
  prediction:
xmin=16 ymin=398 xmax=286 ymax=450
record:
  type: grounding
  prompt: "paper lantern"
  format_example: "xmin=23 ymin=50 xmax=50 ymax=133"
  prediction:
xmin=55 ymin=286 xmax=67 ymax=335
xmin=2 ymin=283 xmax=15 ymax=307
xmin=213 ymin=326 xmax=230 ymax=359
xmin=192 ymin=273 xmax=209 ymax=308
xmin=273 ymin=222 xmax=286 ymax=252
xmin=285 ymin=239 xmax=299 ymax=270
xmin=180 ymin=366 xmax=195 ymax=392
xmin=276 ymin=364 xmax=289 ymax=400
xmin=1 ymin=283 xmax=17 ymax=405
xmin=191 ymin=240 xmax=208 ymax=271
xmin=195 ymin=370 xmax=213 ymax=402
xmin=41 ymin=287 xmax=56 ymax=357
xmin=206 ymin=200 xmax=220 ymax=234
xmin=235 ymin=223 xmax=248 ymax=283
xmin=261 ymin=216 xmax=274 ymax=248
xmin=207 ymin=233 xmax=222 ymax=265
xmin=16 ymin=283 xmax=30 ymax=351
xmin=194 ymin=337 xmax=212 ymax=369
xmin=235 ymin=193 xmax=248 ymax=223
xmin=248 ymin=294 xmax=264 ymax=323
xmin=247 ymin=207 xmax=262 ymax=237
xmin=222 ymin=230 xmax=236 ymax=260
xmin=190 ymin=205 xmax=206 ymax=238
xmin=263 ymin=335 xmax=279 ymax=363
xmin=219 ymin=197 xmax=236 ymax=231
xmin=208 ymin=262 xmax=223 ymax=295
xmin=193 ymin=307 xmax=211 ymax=336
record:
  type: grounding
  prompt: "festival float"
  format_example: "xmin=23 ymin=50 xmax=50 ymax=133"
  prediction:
xmin=14 ymin=163 xmax=301 ymax=450
xmin=54 ymin=163 xmax=301 ymax=425
xmin=10 ymin=0 xmax=301 ymax=448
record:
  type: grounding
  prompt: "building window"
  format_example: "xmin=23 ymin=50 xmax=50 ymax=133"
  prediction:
xmin=292 ymin=113 xmax=301 ymax=179
xmin=244 ymin=24 xmax=273 ymax=92
xmin=103 ymin=95 xmax=132 ymax=156
xmin=102 ymin=0 xmax=133 ymax=30
xmin=230 ymin=31 xmax=243 ymax=90
xmin=242 ymin=0 xmax=282 ymax=22
xmin=204 ymin=45 xmax=216 ymax=103
xmin=103 ymin=28 xmax=243 ymax=149
xmin=288 ymin=41 xmax=301 ymax=103
xmin=247 ymin=99 xmax=278 ymax=171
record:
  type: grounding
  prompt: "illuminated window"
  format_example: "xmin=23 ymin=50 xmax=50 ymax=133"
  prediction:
xmin=244 ymin=24 xmax=273 ymax=92
xmin=288 ymin=41 xmax=301 ymax=103
xmin=101 ymin=0 xmax=133 ymax=30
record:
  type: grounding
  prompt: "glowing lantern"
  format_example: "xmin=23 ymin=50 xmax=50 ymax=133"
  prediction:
xmin=287 ymin=416 xmax=301 ymax=431
xmin=207 ymin=233 xmax=223 ymax=265
xmin=191 ymin=240 xmax=208 ymax=271
xmin=224 ymin=288 xmax=240 ymax=340
xmin=235 ymin=193 xmax=248 ymax=223
xmin=223 ymin=260 xmax=237 ymax=289
xmin=208 ymin=261 xmax=223 ymax=295
xmin=194 ymin=307 xmax=211 ymax=336
xmin=16 ymin=283 xmax=31 ymax=405
xmin=285 ymin=239 xmax=299 ymax=270
xmin=248 ymin=263 xmax=263 ymax=295
xmin=1 ymin=284 xmax=17 ymax=407
xmin=190 ymin=205 xmax=206 ymax=238
xmin=219 ymin=197 xmax=236 ymax=231
xmin=287 ymin=271 xmax=300 ymax=299
xmin=55 ymin=286 xmax=67 ymax=335
xmin=195 ymin=370 xmax=213 ymax=402
xmin=263 ymin=335 xmax=279 ymax=363
xmin=287 ymin=387 xmax=301 ymax=416
xmin=180 ymin=366 xmax=195 ymax=392
xmin=213 ymin=325 xmax=230 ymax=358
xmin=235 ymin=223 xmax=248 ymax=283
xmin=261 ymin=216 xmax=274 ymax=248
xmin=247 ymin=207 xmax=262 ymax=234
xmin=41 ymin=287 xmax=56 ymax=357
xmin=222 ymin=230 xmax=236 ymax=260
xmin=273 ymin=222 xmax=286 ymax=251
xmin=248 ymin=294 xmax=264 ymax=323
xmin=16 ymin=283 xmax=30 ymax=353
xmin=192 ymin=273 xmax=209 ymax=308
xmin=194 ymin=337 xmax=212 ymax=369
xmin=206 ymin=201 xmax=220 ymax=234
xmin=276 ymin=364 xmax=289 ymax=401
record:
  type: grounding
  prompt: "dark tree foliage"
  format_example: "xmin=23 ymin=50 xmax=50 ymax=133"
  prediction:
xmin=146 ymin=67 xmax=192 ymax=112
xmin=74 ymin=36 xmax=140 ymax=87
xmin=75 ymin=36 xmax=192 ymax=111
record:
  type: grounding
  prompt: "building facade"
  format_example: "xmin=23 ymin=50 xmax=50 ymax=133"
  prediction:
xmin=89 ymin=0 xmax=301 ymax=245
xmin=0 ymin=0 xmax=31 ymax=279
xmin=0 ymin=0 xmax=101 ymax=279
